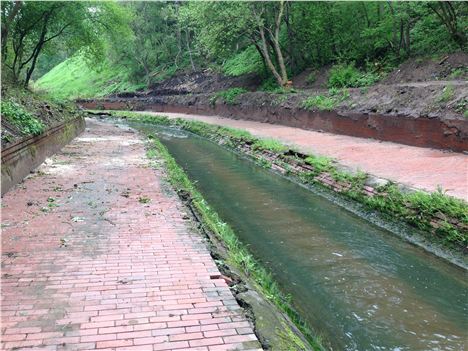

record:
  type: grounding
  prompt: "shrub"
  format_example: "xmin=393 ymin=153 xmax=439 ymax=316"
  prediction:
xmin=0 ymin=100 xmax=45 ymax=136
xmin=328 ymin=63 xmax=380 ymax=88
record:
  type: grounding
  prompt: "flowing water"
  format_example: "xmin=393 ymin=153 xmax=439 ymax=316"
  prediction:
xmin=129 ymin=122 xmax=467 ymax=351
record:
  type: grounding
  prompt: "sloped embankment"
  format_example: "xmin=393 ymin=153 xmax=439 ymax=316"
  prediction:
xmin=79 ymin=82 xmax=468 ymax=152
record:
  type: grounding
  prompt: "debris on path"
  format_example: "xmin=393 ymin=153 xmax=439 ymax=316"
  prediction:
xmin=1 ymin=119 xmax=262 ymax=351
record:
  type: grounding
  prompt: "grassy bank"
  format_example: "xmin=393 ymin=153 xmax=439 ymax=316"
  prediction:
xmin=1 ymin=80 xmax=78 ymax=145
xmin=147 ymin=137 xmax=325 ymax=351
xmin=34 ymin=55 xmax=144 ymax=101
xmin=109 ymin=111 xmax=468 ymax=254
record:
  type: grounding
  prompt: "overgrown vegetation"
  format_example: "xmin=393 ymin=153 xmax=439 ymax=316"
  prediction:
xmin=437 ymin=84 xmax=455 ymax=104
xmin=1 ymin=73 xmax=78 ymax=143
xmin=302 ymin=89 xmax=350 ymax=111
xmin=301 ymin=96 xmax=337 ymax=111
xmin=328 ymin=64 xmax=380 ymax=88
xmin=108 ymin=111 xmax=468 ymax=250
xmin=148 ymin=137 xmax=325 ymax=351
xmin=5 ymin=1 xmax=464 ymax=99
xmin=1 ymin=100 xmax=45 ymax=136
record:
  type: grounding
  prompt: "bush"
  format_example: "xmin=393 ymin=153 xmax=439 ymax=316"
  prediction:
xmin=328 ymin=63 xmax=380 ymax=88
xmin=1 ymin=100 xmax=45 ymax=136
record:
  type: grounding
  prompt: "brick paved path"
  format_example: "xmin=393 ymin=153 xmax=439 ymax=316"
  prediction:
xmin=1 ymin=120 xmax=261 ymax=351
xmin=145 ymin=112 xmax=467 ymax=201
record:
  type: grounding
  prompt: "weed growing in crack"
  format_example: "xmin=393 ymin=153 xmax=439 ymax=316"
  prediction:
xmin=138 ymin=196 xmax=151 ymax=204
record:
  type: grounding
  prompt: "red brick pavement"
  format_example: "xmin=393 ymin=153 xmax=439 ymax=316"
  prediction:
xmin=1 ymin=119 xmax=262 ymax=351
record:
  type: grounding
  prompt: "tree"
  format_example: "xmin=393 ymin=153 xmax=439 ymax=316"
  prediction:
xmin=1 ymin=1 xmax=131 ymax=87
xmin=181 ymin=1 xmax=290 ymax=87
xmin=428 ymin=2 xmax=467 ymax=49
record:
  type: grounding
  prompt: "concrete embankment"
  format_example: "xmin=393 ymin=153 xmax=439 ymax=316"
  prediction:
xmin=1 ymin=116 xmax=85 ymax=195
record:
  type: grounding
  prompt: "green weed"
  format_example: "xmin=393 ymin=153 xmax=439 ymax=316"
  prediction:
xmin=149 ymin=138 xmax=326 ymax=350
xmin=138 ymin=196 xmax=151 ymax=204
xmin=438 ymin=85 xmax=455 ymax=104
xmin=210 ymin=88 xmax=248 ymax=105
xmin=448 ymin=68 xmax=467 ymax=79
xmin=1 ymin=100 xmax=45 ymax=136
xmin=301 ymin=95 xmax=336 ymax=111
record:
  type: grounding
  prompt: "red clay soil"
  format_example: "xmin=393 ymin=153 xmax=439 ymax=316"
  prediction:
xmin=141 ymin=112 xmax=468 ymax=201
xmin=1 ymin=119 xmax=261 ymax=351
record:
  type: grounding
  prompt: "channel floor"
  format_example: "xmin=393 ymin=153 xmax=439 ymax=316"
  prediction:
xmin=1 ymin=119 xmax=262 ymax=351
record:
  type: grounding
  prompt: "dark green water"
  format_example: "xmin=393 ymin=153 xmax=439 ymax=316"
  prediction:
xmin=132 ymin=123 xmax=467 ymax=351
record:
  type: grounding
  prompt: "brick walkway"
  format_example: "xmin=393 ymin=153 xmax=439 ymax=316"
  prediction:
xmin=1 ymin=119 xmax=261 ymax=351
xmin=148 ymin=112 xmax=468 ymax=201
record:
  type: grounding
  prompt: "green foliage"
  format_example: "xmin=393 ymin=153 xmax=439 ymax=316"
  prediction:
xmin=364 ymin=185 xmax=467 ymax=247
xmin=210 ymin=88 xmax=248 ymax=105
xmin=302 ymin=95 xmax=336 ymax=111
xmin=253 ymin=138 xmax=287 ymax=153
xmin=223 ymin=46 xmax=263 ymax=76
xmin=448 ymin=68 xmax=467 ymax=79
xmin=259 ymin=78 xmax=282 ymax=92
xmin=2 ymin=1 xmax=132 ymax=86
xmin=437 ymin=85 xmax=455 ymax=104
xmin=328 ymin=63 xmax=380 ymax=88
xmin=1 ymin=100 xmax=45 ymax=136
xmin=305 ymin=155 xmax=333 ymax=173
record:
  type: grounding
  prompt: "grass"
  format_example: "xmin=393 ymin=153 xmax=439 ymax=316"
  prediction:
xmin=210 ymin=88 xmax=248 ymax=105
xmin=437 ymin=84 xmax=455 ymax=104
xmin=301 ymin=96 xmax=336 ymax=111
xmin=34 ymin=54 xmax=145 ymax=100
xmin=147 ymin=137 xmax=325 ymax=351
xmin=301 ymin=88 xmax=350 ymax=111
xmin=107 ymin=111 xmax=468 ymax=250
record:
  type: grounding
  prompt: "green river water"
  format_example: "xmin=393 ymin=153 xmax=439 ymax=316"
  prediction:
xmin=129 ymin=122 xmax=467 ymax=351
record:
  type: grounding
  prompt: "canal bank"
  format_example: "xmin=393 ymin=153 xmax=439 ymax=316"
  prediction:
xmin=116 ymin=119 xmax=467 ymax=351
xmin=101 ymin=112 xmax=468 ymax=264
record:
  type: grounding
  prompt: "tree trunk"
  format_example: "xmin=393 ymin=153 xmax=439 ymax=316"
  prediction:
xmin=258 ymin=24 xmax=284 ymax=86
xmin=273 ymin=0 xmax=288 ymax=84
xmin=185 ymin=30 xmax=195 ymax=71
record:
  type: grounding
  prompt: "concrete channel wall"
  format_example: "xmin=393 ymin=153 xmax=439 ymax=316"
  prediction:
xmin=1 ymin=116 xmax=85 ymax=195
xmin=78 ymin=99 xmax=468 ymax=152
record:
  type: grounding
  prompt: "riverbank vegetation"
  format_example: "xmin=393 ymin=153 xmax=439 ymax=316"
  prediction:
xmin=148 ymin=136 xmax=325 ymax=351
xmin=17 ymin=1 xmax=466 ymax=99
xmin=110 ymin=111 xmax=468 ymax=254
